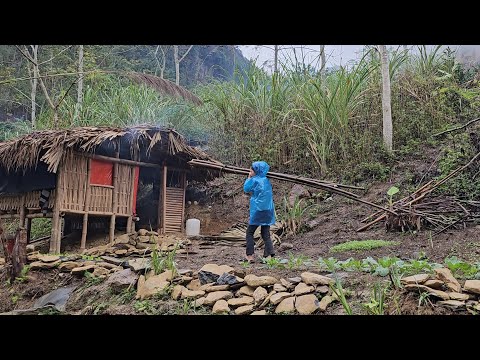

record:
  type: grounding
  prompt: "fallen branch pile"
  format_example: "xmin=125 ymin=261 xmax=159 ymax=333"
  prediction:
xmin=188 ymin=159 xmax=397 ymax=215
xmin=358 ymin=151 xmax=480 ymax=234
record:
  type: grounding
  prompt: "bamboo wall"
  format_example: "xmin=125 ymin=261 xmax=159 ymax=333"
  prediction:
xmin=0 ymin=190 xmax=56 ymax=211
xmin=60 ymin=153 xmax=134 ymax=215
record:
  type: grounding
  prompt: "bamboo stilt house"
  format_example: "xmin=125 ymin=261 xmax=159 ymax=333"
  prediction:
xmin=0 ymin=125 xmax=218 ymax=254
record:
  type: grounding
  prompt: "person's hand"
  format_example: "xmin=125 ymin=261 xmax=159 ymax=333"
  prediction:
xmin=248 ymin=169 xmax=255 ymax=178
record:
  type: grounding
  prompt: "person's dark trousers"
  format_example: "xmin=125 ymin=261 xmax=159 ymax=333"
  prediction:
xmin=246 ymin=225 xmax=275 ymax=257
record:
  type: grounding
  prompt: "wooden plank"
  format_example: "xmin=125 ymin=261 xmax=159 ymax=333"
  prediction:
xmin=109 ymin=151 xmax=119 ymax=244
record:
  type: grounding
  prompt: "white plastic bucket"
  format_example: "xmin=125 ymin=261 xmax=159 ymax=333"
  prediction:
xmin=186 ymin=218 xmax=201 ymax=236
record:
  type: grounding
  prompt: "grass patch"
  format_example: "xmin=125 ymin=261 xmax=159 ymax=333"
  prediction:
xmin=331 ymin=240 xmax=399 ymax=253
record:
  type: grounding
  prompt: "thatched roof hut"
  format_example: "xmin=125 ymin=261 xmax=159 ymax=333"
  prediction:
xmin=0 ymin=125 xmax=219 ymax=254
xmin=0 ymin=125 xmax=213 ymax=174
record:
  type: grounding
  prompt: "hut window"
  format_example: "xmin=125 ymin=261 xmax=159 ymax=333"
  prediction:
xmin=90 ymin=159 xmax=113 ymax=186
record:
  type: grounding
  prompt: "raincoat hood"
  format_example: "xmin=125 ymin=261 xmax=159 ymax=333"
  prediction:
xmin=252 ymin=161 xmax=270 ymax=177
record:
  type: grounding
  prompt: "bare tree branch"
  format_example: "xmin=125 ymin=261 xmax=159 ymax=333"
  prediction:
xmin=179 ymin=45 xmax=194 ymax=62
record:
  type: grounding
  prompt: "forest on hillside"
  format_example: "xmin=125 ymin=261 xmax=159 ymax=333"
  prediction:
xmin=1 ymin=44 xmax=480 ymax=188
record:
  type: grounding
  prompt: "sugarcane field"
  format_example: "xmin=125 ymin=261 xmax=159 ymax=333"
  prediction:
xmin=1 ymin=44 xmax=480 ymax=316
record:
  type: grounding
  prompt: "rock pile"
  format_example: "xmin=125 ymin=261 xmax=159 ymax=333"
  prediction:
xmin=402 ymin=268 xmax=480 ymax=313
xmin=136 ymin=265 xmax=338 ymax=315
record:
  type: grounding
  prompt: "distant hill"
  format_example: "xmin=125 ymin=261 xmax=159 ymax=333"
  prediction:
xmin=0 ymin=45 xmax=252 ymax=123
xmin=94 ymin=45 xmax=251 ymax=87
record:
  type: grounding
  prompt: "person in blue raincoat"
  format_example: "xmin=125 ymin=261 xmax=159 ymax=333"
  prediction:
xmin=243 ymin=161 xmax=275 ymax=262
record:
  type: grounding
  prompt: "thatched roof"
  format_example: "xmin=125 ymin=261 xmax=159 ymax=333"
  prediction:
xmin=0 ymin=125 xmax=213 ymax=174
xmin=125 ymin=72 xmax=203 ymax=105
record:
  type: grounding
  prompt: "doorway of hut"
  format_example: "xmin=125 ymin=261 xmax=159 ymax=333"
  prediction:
xmin=135 ymin=166 xmax=186 ymax=234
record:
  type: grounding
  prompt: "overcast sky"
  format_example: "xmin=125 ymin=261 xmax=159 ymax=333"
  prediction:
xmin=238 ymin=45 xmax=475 ymax=72
xmin=239 ymin=45 xmax=364 ymax=70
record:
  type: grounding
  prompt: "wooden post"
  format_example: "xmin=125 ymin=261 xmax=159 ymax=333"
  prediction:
xmin=19 ymin=195 xmax=26 ymax=228
xmin=157 ymin=167 xmax=163 ymax=233
xmin=127 ymin=165 xmax=137 ymax=233
xmin=109 ymin=151 xmax=119 ymax=244
xmin=181 ymin=171 xmax=186 ymax=233
xmin=80 ymin=158 xmax=91 ymax=252
xmin=50 ymin=166 xmax=64 ymax=254
xmin=162 ymin=165 xmax=167 ymax=234
xmin=11 ymin=228 xmax=27 ymax=282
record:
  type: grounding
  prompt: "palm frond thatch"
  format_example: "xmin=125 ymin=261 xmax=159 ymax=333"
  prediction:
xmin=124 ymin=72 xmax=203 ymax=106
xmin=0 ymin=125 xmax=212 ymax=173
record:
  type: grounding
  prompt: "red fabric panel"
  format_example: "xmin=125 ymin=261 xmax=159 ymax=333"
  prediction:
xmin=132 ymin=166 xmax=140 ymax=214
xmin=90 ymin=159 xmax=113 ymax=186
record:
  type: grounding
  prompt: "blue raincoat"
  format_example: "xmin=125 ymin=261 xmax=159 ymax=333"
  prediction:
xmin=243 ymin=161 xmax=276 ymax=226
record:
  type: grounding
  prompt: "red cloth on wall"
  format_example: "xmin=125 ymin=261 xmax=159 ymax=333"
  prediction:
xmin=90 ymin=159 xmax=113 ymax=186
xmin=132 ymin=166 xmax=140 ymax=214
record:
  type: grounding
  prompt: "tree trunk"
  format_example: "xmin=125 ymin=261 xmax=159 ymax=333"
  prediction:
xmin=160 ymin=46 xmax=166 ymax=79
xmin=274 ymin=45 xmax=279 ymax=74
xmin=31 ymin=45 xmax=38 ymax=128
xmin=319 ymin=45 xmax=326 ymax=80
xmin=174 ymin=45 xmax=180 ymax=85
xmin=74 ymin=45 xmax=84 ymax=123
xmin=379 ymin=45 xmax=393 ymax=152
xmin=173 ymin=45 xmax=193 ymax=86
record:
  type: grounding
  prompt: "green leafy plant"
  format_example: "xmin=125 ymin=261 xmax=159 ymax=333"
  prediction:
xmin=177 ymin=298 xmax=194 ymax=314
xmin=14 ymin=264 xmax=31 ymax=283
xmin=331 ymin=240 xmax=399 ymax=253
xmin=318 ymin=257 xmax=341 ymax=272
xmin=389 ymin=264 xmax=404 ymax=289
xmin=387 ymin=186 xmax=399 ymax=207
xmin=118 ymin=287 xmax=136 ymax=305
xmin=239 ymin=260 xmax=251 ymax=268
xmin=134 ymin=300 xmax=156 ymax=315
xmin=418 ymin=292 xmax=431 ymax=307
xmin=149 ymin=244 xmax=178 ymax=276
xmin=262 ymin=256 xmax=285 ymax=269
xmin=287 ymin=253 xmax=310 ymax=270
xmin=363 ymin=282 xmax=388 ymax=315
xmin=330 ymin=280 xmax=352 ymax=315
xmin=281 ymin=196 xmax=317 ymax=235
xmin=444 ymin=256 xmax=479 ymax=279
xmin=11 ymin=294 xmax=20 ymax=305
xmin=83 ymin=271 xmax=104 ymax=287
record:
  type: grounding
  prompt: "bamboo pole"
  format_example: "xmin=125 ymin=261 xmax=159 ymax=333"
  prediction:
xmin=77 ymin=152 xmax=190 ymax=173
xmin=109 ymin=151 xmax=119 ymax=244
xmin=189 ymin=159 xmax=364 ymax=190
xmin=0 ymin=213 xmax=53 ymax=219
xmin=50 ymin=166 xmax=64 ymax=254
xmin=127 ymin=166 xmax=137 ymax=233
xmin=61 ymin=209 xmax=130 ymax=216
xmin=188 ymin=160 xmax=396 ymax=215
xmin=80 ymin=158 xmax=91 ymax=252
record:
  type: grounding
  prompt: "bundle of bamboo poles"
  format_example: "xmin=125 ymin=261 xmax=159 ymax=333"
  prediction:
xmin=198 ymin=222 xmax=283 ymax=247
xmin=358 ymin=150 xmax=480 ymax=234
xmin=188 ymin=159 xmax=397 ymax=215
